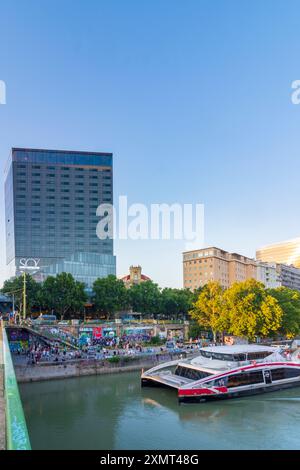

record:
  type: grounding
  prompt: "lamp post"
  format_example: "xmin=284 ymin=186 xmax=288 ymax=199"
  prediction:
xmin=11 ymin=292 xmax=16 ymax=323
xmin=22 ymin=271 xmax=27 ymax=321
xmin=19 ymin=258 xmax=40 ymax=322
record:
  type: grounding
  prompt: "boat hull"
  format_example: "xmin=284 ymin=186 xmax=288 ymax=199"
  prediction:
xmin=178 ymin=379 xmax=300 ymax=403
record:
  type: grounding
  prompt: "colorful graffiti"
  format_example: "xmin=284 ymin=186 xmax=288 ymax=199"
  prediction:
xmin=9 ymin=341 xmax=29 ymax=353
xmin=7 ymin=329 xmax=29 ymax=342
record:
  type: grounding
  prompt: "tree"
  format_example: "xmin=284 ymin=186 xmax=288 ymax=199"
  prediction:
xmin=189 ymin=281 xmax=227 ymax=342
xmin=160 ymin=288 xmax=194 ymax=319
xmin=189 ymin=323 xmax=206 ymax=340
xmin=41 ymin=273 xmax=87 ymax=320
xmin=1 ymin=274 xmax=42 ymax=316
xmin=267 ymin=287 xmax=300 ymax=338
xmin=93 ymin=275 xmax=128 ymax=319
xmin=224 ymin=279 xmax=282 ymax=340
xmin=128 ymin=281 xmax=161 ymax=317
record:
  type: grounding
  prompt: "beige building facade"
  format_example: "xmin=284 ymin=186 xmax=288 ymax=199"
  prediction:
xmin=183 ymin=247 xmax=258 ymax=290
xmin=256 ymin=238 xmax=300 ymax=269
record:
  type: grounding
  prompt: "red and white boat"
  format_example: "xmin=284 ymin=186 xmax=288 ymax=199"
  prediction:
xmin=141 ymin=344 xmax=300 ymax=403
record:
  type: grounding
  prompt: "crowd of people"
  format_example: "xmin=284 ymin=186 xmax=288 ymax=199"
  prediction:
xmin=13 ymin=338 xmax=84 ymax=364
xmin=10 ymin=323 xmax=193 ymax=364
xmin=37 ymin=326 xmax=79 ymax=348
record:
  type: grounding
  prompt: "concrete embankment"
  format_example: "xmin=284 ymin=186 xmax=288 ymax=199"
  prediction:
xmin=0 ymin=327 xmax=6 ymax=450
xmin=15 ymin=352 xmax=189 ymax=383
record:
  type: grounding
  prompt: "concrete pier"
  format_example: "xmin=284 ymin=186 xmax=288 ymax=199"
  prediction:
xmin=0 ymin=326 xmax=6 ymax=450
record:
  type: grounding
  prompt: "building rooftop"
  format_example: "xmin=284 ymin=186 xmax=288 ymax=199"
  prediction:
xmin=257 ymin=237 xmax=300 ymax=250
xmin=182 ymin=246 xmax=220 ymax=254
xmin=12 ymin=147 xmax=112 ymax=157
xmin=10 ymin=147 xmax=113 ymax=168
xmin=121 ymin=274 xmax=151 ymax=282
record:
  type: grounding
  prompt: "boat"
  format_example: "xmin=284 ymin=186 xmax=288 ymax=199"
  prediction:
xmin=141 ymin=344 xmax=300 ymax=403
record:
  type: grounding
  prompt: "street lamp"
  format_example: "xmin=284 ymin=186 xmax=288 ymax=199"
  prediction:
xmin=19 ymin=258 xmax=40 ymax=321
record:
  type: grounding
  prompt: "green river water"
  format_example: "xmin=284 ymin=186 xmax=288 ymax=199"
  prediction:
xmin=19 ymin=371 xmax=300 ymax=450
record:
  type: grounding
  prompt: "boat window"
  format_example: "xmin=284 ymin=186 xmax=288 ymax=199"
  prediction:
xmin=175 ymin=366 xmax=213 ymax=381
xmin=205 ymin=377 xmax=229 ymax=387
xmin=271 ymin=368 xmax=300 ymax=381
xmin=227 ymin=371 xmax=264 ymax=388
xmin=211 ymin=353 xmax=234 ymax=361
xmin=199 ymin=351 xmax=238 ymax=361
xmin=247 ymin=351 xmax=272 ymax=360
xmin=199 ymin=350 xmax=271 ymax=362
xmin=200 ymin=351 xmax=213 ymax=359
xmin=232 ymin=354 xmax=247 ymax=361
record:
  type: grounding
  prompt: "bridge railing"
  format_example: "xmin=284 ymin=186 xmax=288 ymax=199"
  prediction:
xmin=2 ymin=327 xmax=31 ymax=450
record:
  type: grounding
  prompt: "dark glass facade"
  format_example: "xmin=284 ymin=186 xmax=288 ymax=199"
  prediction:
xmin=5 ymin=148 xmax=116 ymax=287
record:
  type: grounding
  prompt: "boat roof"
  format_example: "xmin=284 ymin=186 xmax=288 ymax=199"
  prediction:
xmin=182 ymin=344 xmax=278 ymax=372
xmin=199 ymin=345 xmax=276 ymax=354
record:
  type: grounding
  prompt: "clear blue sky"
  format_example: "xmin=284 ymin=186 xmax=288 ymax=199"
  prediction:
xmin=1 ymin=0 xmax=300 ymax=288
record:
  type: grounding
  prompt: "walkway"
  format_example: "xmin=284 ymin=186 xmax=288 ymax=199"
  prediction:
xmin=0 ymin=325 xmax=6 ymax=450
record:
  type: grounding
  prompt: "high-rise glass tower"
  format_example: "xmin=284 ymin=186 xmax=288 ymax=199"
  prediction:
xmin=5 ymin=148 xmax=116 ymax=288
xmin=256 ymin=238 xmax=300 ymax=269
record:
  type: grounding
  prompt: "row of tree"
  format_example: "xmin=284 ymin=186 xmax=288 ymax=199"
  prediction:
xmin=93 ymin=276 xmax=198 ymax=319
xmin=190 ymin=279 xmax=300 ymax=340
xmin=1 ymin=273 xmax=197 ymax=320
xmin=3 ymin=274 xmax=300 ymax=340
xmin=1 ymin=273 xmax=87 ymax=320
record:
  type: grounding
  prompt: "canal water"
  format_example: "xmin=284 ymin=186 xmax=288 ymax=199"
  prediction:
xmin=20 ymin=371 xmax=300 ymax=450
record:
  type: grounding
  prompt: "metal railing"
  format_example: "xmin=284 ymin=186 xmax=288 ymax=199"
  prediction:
xmin=2 ymin=327 xmax=31 ymax=450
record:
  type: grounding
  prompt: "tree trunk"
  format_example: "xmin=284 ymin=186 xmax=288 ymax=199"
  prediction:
xmin=212 ymin=330 xmax=217 ymax=344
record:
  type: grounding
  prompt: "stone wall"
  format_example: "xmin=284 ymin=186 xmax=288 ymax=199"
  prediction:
xmin=14 ymin=352 xmax=188 ymax=383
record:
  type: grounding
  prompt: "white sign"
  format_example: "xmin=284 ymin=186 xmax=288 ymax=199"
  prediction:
xmin=19 ymin=258 xmax=40 ymax=270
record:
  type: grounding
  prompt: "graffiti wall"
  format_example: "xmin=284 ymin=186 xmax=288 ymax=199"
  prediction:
xmin=7 ymin=329 xmax=30 ymax=352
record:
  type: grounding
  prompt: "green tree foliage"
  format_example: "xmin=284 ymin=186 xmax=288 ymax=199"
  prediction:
xmin=160 ymin=288 xmax=194 ymax=319
xmin=189 ymin=281 xmax=227 ymax=341
xmin=267 ymin=287 xmax=300 ymax=338
xmin=1 ymin=274 xmax=42 ymax=314
xmin=127 ymin=281 xmax=161 ymax=317
xmin=224 ymin=279 xmax=283 ymax=340
xmin=40 ymin=273 xmax=87 ymax=320
xmin=191 ymin=287 xmax=203 ymax=302
xmin=92 ymin=275 xmax=128 ymax=319
xmin=188 ymin=323 xmax=206 ymax=340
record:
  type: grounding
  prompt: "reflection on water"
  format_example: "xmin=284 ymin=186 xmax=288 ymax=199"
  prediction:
xmin=19 ymin=372 xmax=300 ymax=450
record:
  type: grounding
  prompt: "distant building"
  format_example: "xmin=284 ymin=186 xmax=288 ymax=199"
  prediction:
xmin=256 ymin=238 xmax=300 ymax=269
xmin=183 ymin=247 xmax=257 ymax=290
xmin=5 ymin=148 xmax=116 ymax=288
xmin=276 ymin=264 xmax=300 ymax=292
xmin=183 ymin=246 xmax=300 ymax=292
xmin=121 ymin=266 xmax=151 ymax=288
xmin=256 ymin=262 xmax=281 ymax=289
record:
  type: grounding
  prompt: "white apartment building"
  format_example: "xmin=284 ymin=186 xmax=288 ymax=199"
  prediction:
xmin=256 ymin=262 xmax=281 ymax=289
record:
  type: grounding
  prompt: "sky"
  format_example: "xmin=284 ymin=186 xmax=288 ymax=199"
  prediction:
xmin=0 ymin=0 xmax=300 ymax=288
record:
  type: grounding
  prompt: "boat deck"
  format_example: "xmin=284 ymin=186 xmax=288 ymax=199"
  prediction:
xmin=142 ymin=372 xmax=192 ymax=389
